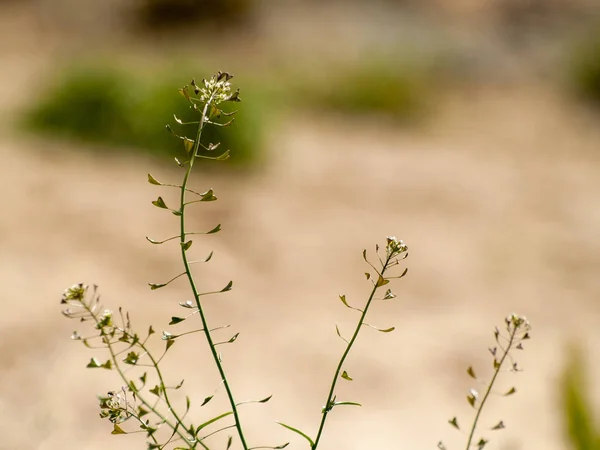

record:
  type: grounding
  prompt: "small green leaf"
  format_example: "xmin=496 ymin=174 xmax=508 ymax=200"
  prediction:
xmin=258 ymin=395 xmax=273 ymax=403
xmin=183 ymin=138 xmax=195 ymax=153
xmin=207 ymin=224 xmax=222 ymax=234
xmin=449 ymin=417 xmax=459 ymax=430
xmin=149 ymin=385 xmax=161 ymax=397
xmin=467 ymin=393 xmax=476 ymax=408
xmin=138 ymin=406 xmax=149 ymax=417
xmin=123 ymin=352 xmax=139 ymax=365
xmin=333 ymin=401 xmax=361 ymax=407
xmin=467 ymin=366 xmax=477 ymax=379
xmin=221 ymin=280 xmax=233 ymax=292
xmin=201 ymin=189 xmax=217 ymax=201
xmin=169 ymin=316 xmax=186 ymax=325
xmin=181 ymin=240 xmax=193 ymax=251
xmin=166 ymin=339 xmax=175 ymax=351
xmin=111 ymin=424 xmax=127 ymax=435
xmin=172 ymin=209 xmax=182 ymax=216
xmin=147 ymin=174 xmax=162 ymax=185
xmin=335 ymin=324 xmax=348 ymax=343
xmin=341 ymin=371 xmax=353 ymax=381
xmin=86 ymin=357 xmax=101 ymax=368
xmin=149 ymin=283 xmax=166 ymax=290
xmin=226 ymin=436 xmax=233 ymax=450
xmin=205 ymin=251 xmax=214 ymax=262
xmin=101 ymin=360 xmax=112 ymax=369
xmin=195 ymin=412 xmax=233 ymax=433
xmin=363 ymin=323 xmax=395 ymax=333
xmin=215 ymin=150 xmax=231 ymax=161
xmin=339 ymin=295 xmax=350 ymax=308
xmin=152 ymin=197 xmax=168 ymax=209
xmin=365 ymin=272 xmax=371 ymax=280
xmin=376 ymin=275 xmax=389 ymax=287
xmin=491 ymin=420 xmax=505 ymax=430
xmin=228 ymin=332 xmax=240 ymax=343
xmin=273 ymin=444 xmax=290 ymax=449
xmin=201 ymin=395 xmax=214 ymax=406
xmin=504 ymin=387 xmax=516 ymax=396
xmin=276 ymin=422 xmax=315 ymax=448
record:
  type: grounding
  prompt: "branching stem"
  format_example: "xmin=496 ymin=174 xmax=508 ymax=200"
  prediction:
xmin=312 ymin=252 xmax=393 ymax=449
xmin=179 ymin=96 xmax=249 ymax=450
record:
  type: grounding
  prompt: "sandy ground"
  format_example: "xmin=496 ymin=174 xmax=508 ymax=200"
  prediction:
xmin=1 ymin=3 xmax=600 ymax=450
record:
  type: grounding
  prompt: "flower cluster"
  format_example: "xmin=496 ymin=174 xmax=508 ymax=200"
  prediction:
xmin=386 ymin=236 xmax=408 ymax=258
xmin=197 ymin=71 xmax=240 ymax=105
xmin=61 ymin=283 xmax=87 ymax=303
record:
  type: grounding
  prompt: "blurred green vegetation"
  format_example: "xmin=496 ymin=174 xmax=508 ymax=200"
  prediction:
xmin=294 ymin=59 xmax=433 ymax=123
xmin=561 ymin=347 xmax=600 ymax=450
xmin=22 ymin=55 xmax=437 ymax=164
xmin=23 ymin=66 xmax=265 ymax=167
xmin=567 ymin=29 xmax=600 ymax=107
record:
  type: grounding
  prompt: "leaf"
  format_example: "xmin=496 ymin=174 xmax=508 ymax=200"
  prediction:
xmin=504 ymin=387 xmax=516 ymax=396
xmin=273 ymin=444 xmax=290 ymax=449
xmin=201 ymin=395 xmax=214 ymax=406
xmin=448 ymin=417 xmax=459 ymax=430
xmin=201 ymin=189 xmax=217 ymax=201
xmin=363 ymin=323 xmax=395 ymax=333
xmin=365 ymin=272 xmax=371 ymax=280
xmin=227 ymin=332 xmax=240 ymax=343
xmin=335 ymin=324 xmax=348 ymax=343
xmin=152 ymin=197 xmax=168 ymax=209
xmin=276 ymin=422 xmax=315 ymax=447
xmin=147 ymin=174 xmax=162 ymax=185
xmin=215 ymin=150 xmax=231 ymax=161
xmin=467 ymin=366 xmax=477 ymax=379
xmin=226 ymin=436 xmax=233 ymax=450
xmin=333 ymin=401 xmax=361 ymax=408
xmin=181 ymin=240 xmax=193 ymax=251
xmin=123 ymin=352 xmax=139 ymax=365
xmin=491 ymin=420 xmax=505 ymax=430
xmin=476 ymin=438 xmax=489 ymax=449
xmin=205 ymin=251 xmax=214 ymax=262
xmin=195 ymin=412 xmax=234 ymax=433
xmin=149 ymin=385 xmax=161 ymax=397
xmin=183 ymin=138 xmax=195 ymax=153
xmin=339 ymin=294 xmax=350 ymax=308
xmin=207 ymin=224 xmax=222 ymax=234
xmin=221 ymin=280 xmax=233 ymax=292
xmin=258 ymin=395 xmax=273 ymax=403
xmin=376 ymin=275 xmax=389 ymax=287
xmin=341 ymin=371 xmax=353 ymax=381
xmin=111 ymin=424 xmax=127 ymax=435
xmin=86 ymin=357 xmax=101 ymax=368
xmin=166 ymin=339 xmax=175 ymax=351
xmin=169 ymin=316 xmax=186 ymax=325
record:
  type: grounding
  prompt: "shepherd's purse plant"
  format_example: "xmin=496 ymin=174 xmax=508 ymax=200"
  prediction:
xmin=60 ymin=71 xmax=532 ymax=450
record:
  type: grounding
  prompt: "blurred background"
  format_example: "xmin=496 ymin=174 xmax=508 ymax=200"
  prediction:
xmin=1 ymin=0 xmax=600 ymax=449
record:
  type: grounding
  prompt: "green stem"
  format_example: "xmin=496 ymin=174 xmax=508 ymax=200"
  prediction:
xmin=465 ymin=326 xmax=518 ymax=449
xmin=179 ymin=99 xmax=249 ymax=450
xmin=312 ymin=252 xmax=393 ymax=449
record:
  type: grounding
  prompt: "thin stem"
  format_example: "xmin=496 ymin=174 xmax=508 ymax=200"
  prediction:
xmin=312 ymin=252 xmax=393 ymax=449
xmin=465 ymin=326 xmax=518 ymax=449
xmin=179 ymin=98 xmax=249 ymax=450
